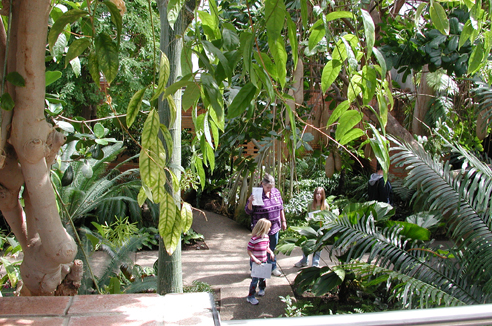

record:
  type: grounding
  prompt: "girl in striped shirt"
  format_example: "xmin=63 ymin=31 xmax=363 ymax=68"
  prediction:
xmin=246 ymin=218 xmax=274 ymax=305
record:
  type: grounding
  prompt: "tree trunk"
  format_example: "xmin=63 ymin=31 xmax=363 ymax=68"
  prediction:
xmin=156 ymin=0 xmax=184 ymax=294
xmin=413 ymin=65 xmax=434 ymax=135
xmin=0 ymin=0 xmax=79 ymax=296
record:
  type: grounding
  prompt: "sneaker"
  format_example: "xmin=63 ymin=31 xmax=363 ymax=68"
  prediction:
xmin=294 ymin=261 xmax=308 ymax=268
xmin=246 ymin=296 xmax=259 ymax=305
xmin=271 ymin=269 xmax=283 ymax=277
xmin=257 ymin=289 xmax=265 ymax=296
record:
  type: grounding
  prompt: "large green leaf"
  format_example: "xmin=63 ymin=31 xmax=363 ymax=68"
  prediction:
xmin=48 ymin=9 xmax=89 ymax=51
xmin=372 ymin=47 xmax=387 ymax=79
xmin=362 ymin=66 xmax=377 ymax=105
xmin=347 ymin=74 xmax=362 ymax=103
xmin=269 ymin=37 xmax=287 ymax=88
xmin=141 ymin=109 xmax=160 ymax=149
xmin=181 ymin=202 xmax=193 ymax=233
xmin=95 ymin=32 xmax=119 ymax=84
xmin=103 ymin=0 xmax=122 ymax=45
xmin=228 ymin=82 xmax=257 ymax=118
xmin=201 ymin=74 xmax=223 ymax=121
xmin=167 ymin=0 xmax=186 ymax=28
xmin=202 ymin=41 xmax=232 ymax=82
xmin=265 ymin=0 xmax=286 ymax=41
xmin=361 ymin=9 xmax=375 ymax=58
xmin=335 ymin=110 xmax=362 ymax=143
xmin=46 ymin=71 xmax=63 ymax=87
xmin=160 ymin=123 xmax=173 ymax=161
xmin=325 ymin=11 xmax=354 ymax=21
xmin=126 ymin=88 xmax=146 ymax=128
xmin=430 ymin=2 xmax=450 ymax=35
xmin=159 ymin=192 xmax=181 ymax=255
xmin=88 ymin=51 xmax=100 ymax=87
xmin=327 ymin=100 xmax=350 ymax=126
xmin=198 ymin=11 xmax=220 ymax=40
xmin=386 ymin=221 xmax=430 ymax=241
xmin=321 ymin=60 xmax=341 ymax=93
xmin=339 ymin=128 xmax=364 ymax=146
xmin=286 ymin=12 xmax=298 ymax=70
xmin=240 ymin=32 xmax=254 ymax=75
xmin=468 ymin=42 xmax=484 ymax=75
xmin=182 ymin=83 xmax=201 ymax=111
xmin=65 ymin=38 xmax=91 ymax=68
xmin=6 ymin=72 xmax=25 ymax=87
xmin=1 ymin=93 xmax=14 ymax=111
xmin=308 ymin=19 xmax=325 ymax=51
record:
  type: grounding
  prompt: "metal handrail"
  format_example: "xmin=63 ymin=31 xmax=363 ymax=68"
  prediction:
xmin=222 ymin=303 xmax=492 ymax=326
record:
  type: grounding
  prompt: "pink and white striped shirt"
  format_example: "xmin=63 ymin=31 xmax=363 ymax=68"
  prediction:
xmin=247 ymin=235 xmax=270 ymax=262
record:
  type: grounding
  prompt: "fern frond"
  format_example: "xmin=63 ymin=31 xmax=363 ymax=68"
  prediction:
xmin=347 ymin=262 xmax=465 ymax=308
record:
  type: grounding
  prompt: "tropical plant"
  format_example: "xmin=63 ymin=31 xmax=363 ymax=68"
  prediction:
xmin=0 ymin=236 xmax=22 ymax=297
xmin=290 ymin=136 xmax=492 ymax=309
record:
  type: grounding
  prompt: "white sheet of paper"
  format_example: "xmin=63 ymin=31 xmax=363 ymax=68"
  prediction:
xmin=252 ymin=187 xmax=264 ymax=206
xmin=251 ymin=263 xmax=272 ymax=279
xmin=307 ymin=210 xmax=321 ymax=220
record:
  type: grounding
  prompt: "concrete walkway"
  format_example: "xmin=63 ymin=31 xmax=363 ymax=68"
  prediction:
xmin=132 ymin=210 xmax=336 ymax=321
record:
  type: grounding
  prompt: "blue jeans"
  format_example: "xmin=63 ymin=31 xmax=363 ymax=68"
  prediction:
xmin=268 ymin=232 xmax=279 ymax=270
xmin=248 ymin=277 xmax=266 ymax=297
xmin=300 ymin=251 xmax=321 ymax=266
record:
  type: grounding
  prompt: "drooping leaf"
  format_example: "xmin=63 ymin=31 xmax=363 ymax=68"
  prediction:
xmin=372 ymin=47 xmax=387 ymax=79
xmin=265 ymin=0 xmax=286 ymax=41
xmin=335 ymin=110 xmax=362 ymax=143
xmin=1 ymin=92 xmax=14 ymax=111
xmin=327 ymin=100 xmax=350 ymax=126
xmin=48 ymin=9 xmax=89 ymax=51
xmin=361 ymin=9 xmax=375 ymax=58
xmin=286 ymin=12 xmax=298 ymax=70
xmin=198 ymin=11 xmax=220 ymax=40
xmin=159 ymin=192 xmax=181 ymax=255
xmin=202 ymin=40 xmax=232 ymax=82
xmin=182 ymin=83 xmax=200 ymax=111
xmin=430 ymin=2 xmax=450 ymax=35
xmin=65 ymin=38 xmax=91 ymax=68
xmin=6 ymin=72 xmax=25 ymax=87
xmin=308 ymin=19 xmax=324 ymax=51
xmin=88 ymin=51 xmax=100 ymax=87
xmin=127 ymin=88 xmax=147 ymax=128
xmin=228 ymin=82 xmax=257 ymax=118
xmin=103 ymin=0 xmax=123 ymax=45
xmin=70 ymin=57 xmax=81 ymax=77
xmin=95 ymin=32 xmax=119 ymax=84
xmin=321 ymin=60 xmax=342 ymax=93
xmin=181 ymin=202 xmax=193 ymax=233
xmin=347 ymin=74 xmax=363 ymax=103
xmin=167 ymin=0 xmax=186 ymax=28
xmin=240 ymin=32 xmax=254 ymax=75
xmin=339 ymin=128 xmax=364 ymax=146
xmin=46 ymin=71 xmax=63 ymax=87
xmin=159 ymin=123 xmax=173 ymax=162
xmin=468 ymin=42 xmax=485 ymax=75
xmin=201 ymin=74 xmax=223 ymax=121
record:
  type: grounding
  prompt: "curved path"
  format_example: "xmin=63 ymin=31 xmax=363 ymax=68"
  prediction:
xmin=134 ymin=210 xmax=336 ymax=321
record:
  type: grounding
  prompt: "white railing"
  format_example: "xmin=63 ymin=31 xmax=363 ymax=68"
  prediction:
xmin=221 ymin=303 xmax=492 ymax=326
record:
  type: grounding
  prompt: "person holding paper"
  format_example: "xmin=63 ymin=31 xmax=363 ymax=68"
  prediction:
xmin=245 ymin=173 xmax=286 ymax=277
xmin=247 ymin=218 xmax=274 ymax=305
xmin=295 ymin=187 xmax=329 ymax=268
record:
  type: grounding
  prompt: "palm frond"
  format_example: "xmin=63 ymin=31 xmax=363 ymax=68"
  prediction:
xmin=390 ymin=136 xmax=492 ymax=299
xmin=347 ymin=262 xmax=465 ymax=308
xmin=320 ymin=213 xmax=486 ymax=305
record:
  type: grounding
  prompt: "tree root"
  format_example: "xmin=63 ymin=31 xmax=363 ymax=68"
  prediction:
xmin=54 ymin=260 xmax=84 ymax=296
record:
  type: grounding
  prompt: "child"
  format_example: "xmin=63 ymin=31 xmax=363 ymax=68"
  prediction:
xmin=247 ymin=218 xmax=275 ymax=305
xmin=294 ymin=187 xmax=329 ymax=268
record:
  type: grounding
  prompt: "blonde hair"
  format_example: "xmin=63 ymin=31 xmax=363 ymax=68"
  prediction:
xmin=252 ymin=218 xmax=271 ymax=237
xmin=311 ymin=187 xmax=327 ymax=211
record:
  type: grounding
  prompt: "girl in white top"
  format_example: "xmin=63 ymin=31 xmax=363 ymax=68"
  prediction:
xmin=295 ymin=187 xmax=329 ymax=267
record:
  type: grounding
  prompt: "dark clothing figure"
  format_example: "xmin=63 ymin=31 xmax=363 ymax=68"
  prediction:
xmin=368 ymin=173 xmax=392 ymax=204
